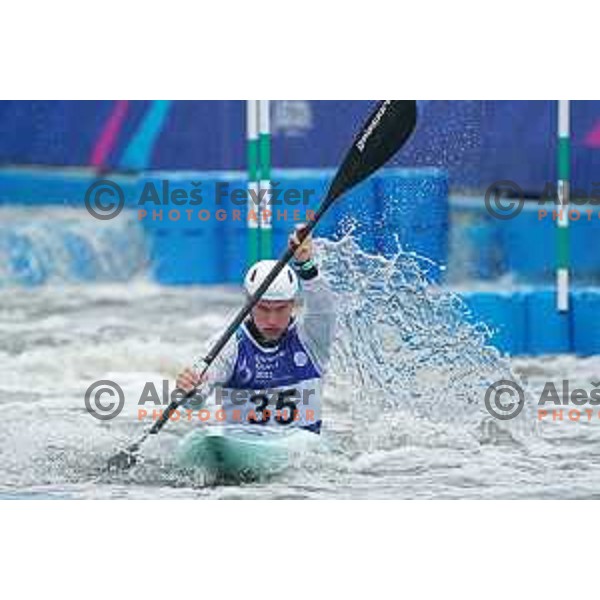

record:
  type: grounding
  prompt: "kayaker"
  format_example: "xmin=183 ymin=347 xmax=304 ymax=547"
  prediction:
xmin=176 ymin=225 xmax=336 ymax=434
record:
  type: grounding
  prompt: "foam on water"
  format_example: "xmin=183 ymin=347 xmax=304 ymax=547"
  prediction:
xmin=0 ymin=207 xmax=148 ymax=286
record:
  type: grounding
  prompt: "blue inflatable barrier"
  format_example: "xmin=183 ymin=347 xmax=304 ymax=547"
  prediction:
xmin=569 ymin=217 xmax=600 ymax=283
xmin=270 ymin=170 xmax=331 ymax=259
xmin=572 ymin=289 xmax=600 ymax=356
xmin=0 ymin=167 xmax=450 ymax=286
xmin=270 ymin=170 xmax=379 ymax=256
xmin=500 ymin=202 xmax=600 ymax=284
xmin=213 ymin=171 xmax=249 ymax=283
xmin=148 ymin=228 xmax=221 ymax=285
xmin=461 ymin=291 xmax=527 ymax=355
xmin=0 ymin=170 xmax=58 ymax=205
xmin=0 ymin=230 xmax=48 ymax=286
xmin=374 ymin=168 xmax=448 ymax=281
xmin=140 ymin=172 xmax=221 ymax=284
xmin=448 ymin=197 xmax=506 ymax=281
xmin=91 ymin=220 xmax=148 ymax=281
xmin=0 ymin=211 xmax=147 ymax=286
xmin=525 ymin=289 xmax=572 ymax=354
xmin=497 ymin=206 xmax=552 ymax=283
xmin=0 ymin=169 xmax=139 ymax=208
xmin=60 ymin=230 xmax=98 ymax=281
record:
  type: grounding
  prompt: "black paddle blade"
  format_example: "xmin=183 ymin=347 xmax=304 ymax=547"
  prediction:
xmin=326 ymin=100 xmax=417 ymax=205
xmin=106 ymin=448 xmax=138 ymax=471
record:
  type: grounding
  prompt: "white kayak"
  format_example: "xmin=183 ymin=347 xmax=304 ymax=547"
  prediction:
xmin=176 ymin=425 xmax=321 ymax=481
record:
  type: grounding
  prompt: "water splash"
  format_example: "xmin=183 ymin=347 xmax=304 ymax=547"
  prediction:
xmin=317 ymin=235 xmax=536 ymax=454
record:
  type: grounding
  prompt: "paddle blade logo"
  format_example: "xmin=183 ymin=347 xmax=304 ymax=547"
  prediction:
xmin=356 ymin=100 xmax=393 ymax=154
xmin=327 ymin=100 xmax=417 ymax=203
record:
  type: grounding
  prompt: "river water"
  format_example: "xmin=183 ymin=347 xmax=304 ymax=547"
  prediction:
xmin=1 ymin=222 xmax=599 ymax=499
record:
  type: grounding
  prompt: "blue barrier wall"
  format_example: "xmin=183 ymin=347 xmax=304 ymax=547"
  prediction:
xmin=461 ymin=289 xmax=600 ymax=356
xmin=572 ymin=290 xmax=600 ymax=356
xmin=449 ymin=196 xmax=600 ymax=285
xmin=1 ymin=166 xmax=599 ymax=356
xmin=525 ymin=291 xmax=571 ymax=355
xmin=0 ymin=166 xmax=450 ymax=285
xmin=376 ymin=168 xmax=448 ymax=280
xmin=462 ymin=291 xmax=528 ymax=355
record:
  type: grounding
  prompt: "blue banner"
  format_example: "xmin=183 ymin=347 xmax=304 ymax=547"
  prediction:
xmin=0 ymin=100 xmax=598 ymax=193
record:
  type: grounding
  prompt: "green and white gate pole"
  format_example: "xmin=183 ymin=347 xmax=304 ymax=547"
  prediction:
xmin=258 ymin=100 xmax=272 ymax=260
xmin=246 ymin=100 xmax=272 ymax=267
xmin=557 ymin=100 xmax=570 ymax=313
xmin=247 ymin=100 xmax=260 ymax=265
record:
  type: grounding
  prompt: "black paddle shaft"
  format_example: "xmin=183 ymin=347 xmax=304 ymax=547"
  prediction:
xmin=147 ymin=100 xmax=417 ymax=436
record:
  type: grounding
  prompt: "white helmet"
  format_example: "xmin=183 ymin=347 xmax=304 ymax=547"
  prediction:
xmin=244 ymin=260 xmax=299 ymax=301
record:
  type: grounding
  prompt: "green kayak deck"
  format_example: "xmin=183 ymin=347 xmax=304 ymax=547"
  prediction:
xmin=176 ymin=426 xmax=320 ymax=481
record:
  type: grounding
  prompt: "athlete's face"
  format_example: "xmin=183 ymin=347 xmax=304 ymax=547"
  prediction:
xmin=252 ymin=300 xmax=295 ymax=341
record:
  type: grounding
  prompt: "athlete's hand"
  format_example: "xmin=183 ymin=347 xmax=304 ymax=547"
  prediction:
xmin=176 ymin=367 xmax=208 ymax=393
xmin=289 ymin=224 xmax=313 ymax=263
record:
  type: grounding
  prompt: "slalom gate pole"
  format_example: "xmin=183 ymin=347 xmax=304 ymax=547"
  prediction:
xmin=557 ymin=100 xmax=570 ymax=312
xmin=247 ymin=100 xmax=260 ymax=265
xmin=258 ymin=100 xmax=272 ymax=259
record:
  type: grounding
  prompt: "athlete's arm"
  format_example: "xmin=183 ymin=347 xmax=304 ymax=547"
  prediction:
xmin=176 ymin=336 xmax=237 ymax=405
xmin=289 ymin=225 xmax=337 ymax=372
xmin=298 ymin=274 xmax=336 ymax=371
